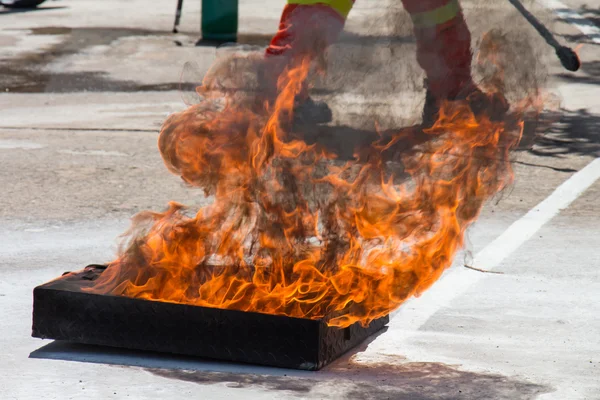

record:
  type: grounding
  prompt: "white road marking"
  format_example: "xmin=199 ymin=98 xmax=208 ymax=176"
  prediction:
xmin=0 ymin=139 xmax=45 ymax=150
xmin=540 ymin=0 xmax=600 ymax=44
xmin=374 ymin=0 xmax=600 ymax=345
xmin=58 ymin=149 xmax=128 ymax=157
xmin=382 ymin=158 xmax=600 ymax=341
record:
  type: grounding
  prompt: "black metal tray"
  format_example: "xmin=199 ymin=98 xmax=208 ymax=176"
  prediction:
xmin=32 ymin=265 xmax=388 ymax=370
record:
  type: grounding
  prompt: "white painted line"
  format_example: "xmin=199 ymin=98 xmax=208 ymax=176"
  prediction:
xmin=474 ymin=158 xmax=600 ymax=267
xmin=377 ymin=158 xmax=600 ymax=344
xmin=540 ymin=0 xmax=600 ymax=44
xmin=374 ymin=0 xmax=600 ymax=345
xmin=0 ymin=139 xmax=45 ymax=150
xmin=58 ymin=149 xmax=128 ymax=157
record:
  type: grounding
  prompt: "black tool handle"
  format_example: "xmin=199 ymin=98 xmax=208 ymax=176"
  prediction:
xmin=507 ymin=0 xmax=580 ymax=71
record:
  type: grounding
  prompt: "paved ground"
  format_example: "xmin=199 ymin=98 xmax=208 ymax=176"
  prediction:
xmin=1 ymin=1 xmax=599 ymax=399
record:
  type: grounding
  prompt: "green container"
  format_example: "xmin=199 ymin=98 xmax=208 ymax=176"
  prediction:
xmin=202 ymin=0 xmax=239 ymax=42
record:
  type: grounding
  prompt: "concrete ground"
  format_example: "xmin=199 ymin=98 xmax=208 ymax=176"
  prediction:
xmin=1 ymin=0 xmax=599 ymax=399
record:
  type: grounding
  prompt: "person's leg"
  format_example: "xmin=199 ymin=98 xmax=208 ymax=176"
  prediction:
xmin=401 ymin=0 xmax=474 ymax=100
xmin=266 ymin=1 xmax=353 ymax=59
xmin=401 ymin=0 xmax=507 ymax=125
xmin=263 ymin=1 xmax=354 ymax=112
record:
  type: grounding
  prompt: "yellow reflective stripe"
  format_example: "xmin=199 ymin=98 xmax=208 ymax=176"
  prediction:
xmin=287 ymin=0 xmax=354 ymax=19
xmin=410 ymin=0 xmax=461 ymax=28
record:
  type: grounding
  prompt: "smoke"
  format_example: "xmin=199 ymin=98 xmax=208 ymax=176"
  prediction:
xmin=320 ymin=1 xmax=553 ymax=128
xmin=185 ymin=2 xmax=554 ymax=133
xmin=87 ymin=2 xmax=553 ymax=327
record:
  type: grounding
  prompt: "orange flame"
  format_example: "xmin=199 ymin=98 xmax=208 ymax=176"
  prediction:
xmin=88 ymin=49 xmax=535 ymax=328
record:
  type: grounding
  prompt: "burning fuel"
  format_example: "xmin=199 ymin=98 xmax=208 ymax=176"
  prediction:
xmin=86 ymin=37 xmax=543 ymax=328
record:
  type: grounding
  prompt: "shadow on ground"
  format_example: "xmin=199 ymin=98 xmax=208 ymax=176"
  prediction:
xmin=30 ymin=333 xmax=550 ymax=399
xmin=0 ymin=26 xmax=415 ymax=93
xmin=529 ymin=109 xmax=600 ymax=158
xmin=0 ymin=27 xmax=190 ymax=93
xmin=0 ymin=5 xmax=67 ymax=15
xmin=557 ymin=60 xmax=600 ymax=85
xmin=149 ymin=357 xmax=550 ymax=400
xmin=557 ymin=5 xmax=600 ymax=44
xmin=294 ymin=106 xmax=600 ymax=166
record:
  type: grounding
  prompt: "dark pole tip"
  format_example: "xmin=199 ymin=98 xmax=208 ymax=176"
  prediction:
xmin=556 ymin=46 xmax=581 ymax=72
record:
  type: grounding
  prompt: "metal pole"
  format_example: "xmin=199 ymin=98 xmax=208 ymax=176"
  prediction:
xmin=172 ymin=0 xmax=184 ymax=33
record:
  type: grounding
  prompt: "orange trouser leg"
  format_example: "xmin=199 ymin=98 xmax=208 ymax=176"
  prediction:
xmin=401 ymin=0 xmax=474 ymax=99
xmin=264 ymin=3 xmax=351 ymax=100
xmin=266 ymin=3 xmax=350 ymax=58
xmin=266 ymin=0 xmax=473 ymax=100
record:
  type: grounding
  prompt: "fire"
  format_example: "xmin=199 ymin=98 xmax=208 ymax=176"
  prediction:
xmin=87 ymin=45 xmax=536 ymax=328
